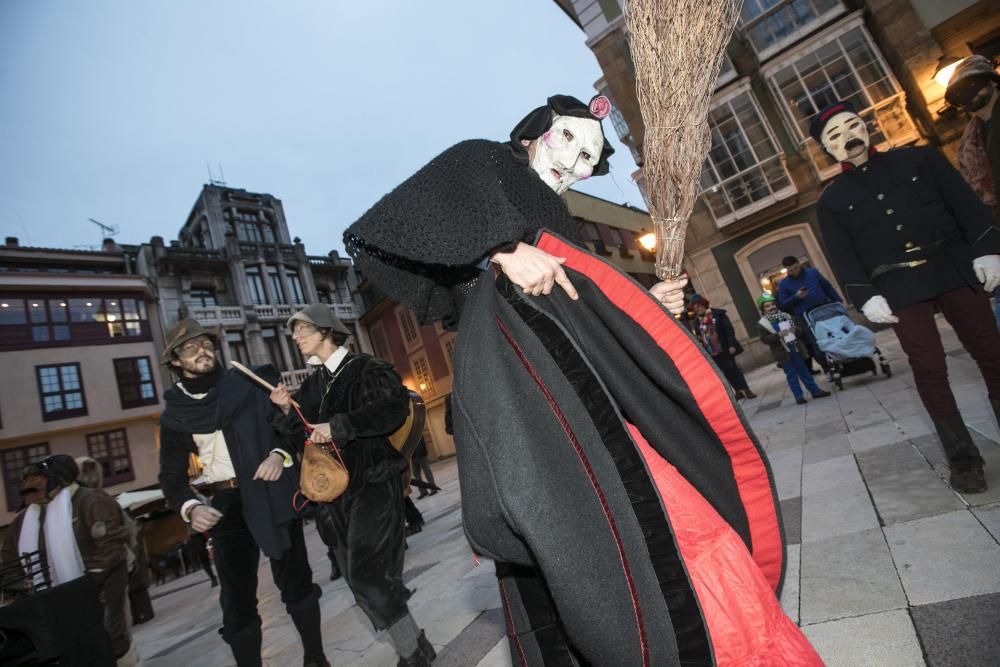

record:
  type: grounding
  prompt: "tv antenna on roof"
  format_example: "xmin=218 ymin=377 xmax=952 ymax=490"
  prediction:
xmin=89 ymin=218 xmax=120 ymax=247
xmin=207 ymin=162 xmax=228 ymax=186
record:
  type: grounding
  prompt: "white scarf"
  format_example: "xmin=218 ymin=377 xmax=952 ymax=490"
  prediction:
xmin=17 ymin=486 xmax=85 ymax=587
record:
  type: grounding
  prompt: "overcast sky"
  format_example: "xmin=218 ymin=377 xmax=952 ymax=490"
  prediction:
xmin=0 ymin=0 xmax=645 ymax=256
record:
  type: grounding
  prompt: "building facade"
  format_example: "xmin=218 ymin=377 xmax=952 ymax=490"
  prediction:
xmin=0 ymin=239 xmax=165 ymax=526
xmin=556 ymin=0 xmax=999 ymax=365
xmin=134 ymin=184 xmax=369 ymax=389
xmin=357 ymin=191 xmax=659 ymax=460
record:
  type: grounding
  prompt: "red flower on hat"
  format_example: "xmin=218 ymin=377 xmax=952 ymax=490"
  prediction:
xmin=589 ymin=95 xmax=611 ymax=120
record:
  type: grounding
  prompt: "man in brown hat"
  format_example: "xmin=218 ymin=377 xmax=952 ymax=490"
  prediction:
xmin=157 ymin=318 xmax=329 ymax=667
xmin=271 ymin=305 xmax=435 ymax=667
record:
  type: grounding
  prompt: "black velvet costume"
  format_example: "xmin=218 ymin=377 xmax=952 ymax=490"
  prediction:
xmin=344 ymin=97 xmax=812 ymax=665
xmin=274 ymin=352 xmax=411 ymax=630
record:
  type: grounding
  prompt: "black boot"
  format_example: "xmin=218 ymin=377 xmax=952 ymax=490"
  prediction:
xmin=933 ymin=415 xmax=987 ymax=494
xmin=289 ymin=586 xmax=328 ymax=667
xmin=226 ymin=622 xmax=263 ymax=667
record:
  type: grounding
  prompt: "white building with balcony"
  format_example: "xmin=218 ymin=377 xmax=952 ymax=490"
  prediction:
xmin=134 ymin=184 xmax=369 ymax=388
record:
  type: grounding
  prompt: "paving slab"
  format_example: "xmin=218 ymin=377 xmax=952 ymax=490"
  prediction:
xmin=801 ymin=483 xmax=880 ymax=543
xmin=970 ymin=502 xmax=1000 ymax=542
xmin=801 ymin=432 xmax=852 ymax=465
xmin=801 ymin=454 xmax=863 ymax=496
xmin=848 ymin=420 xmax=909 ymax=453
xmin=476 ymin=638 xmax=511 ymax=667
xmin=779 ymin=543 xmax=801 ymax=624
xmin=434 ymin=609 xmax=506 ymax=667
xmin=885 ymin=511 xmax=1000 ymax=606
xmin=799 ymin=528 xmax=906 ymax=625
xmin=864 ymin=468 xmax=966 ymax=526
xmin=780 ymin=496 xmax=802 ymax=545
xmin=910 ymin=592 xmax=1000 ymax=667
xmin=802 ymin=609 xmax=925 ymax=667
xmin=855 ymin=440 xmax=932 ymax=478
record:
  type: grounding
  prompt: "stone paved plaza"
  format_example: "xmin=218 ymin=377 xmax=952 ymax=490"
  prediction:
xmin=135 ymin=315 xmax=1000 ymax=666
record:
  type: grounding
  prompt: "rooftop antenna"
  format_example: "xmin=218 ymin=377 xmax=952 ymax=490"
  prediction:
xmin=207 ymin=162 xmax=227 ymax=187
xmin=89 ymin=218 xmax=120 ymax=247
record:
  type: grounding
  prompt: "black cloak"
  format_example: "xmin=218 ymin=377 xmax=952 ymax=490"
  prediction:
xmin=159 ymin=365 xmax=301 ymax=560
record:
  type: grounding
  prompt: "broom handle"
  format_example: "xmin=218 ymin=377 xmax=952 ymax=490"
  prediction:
xmin=229 ymin=360 xmax=302 ymax=409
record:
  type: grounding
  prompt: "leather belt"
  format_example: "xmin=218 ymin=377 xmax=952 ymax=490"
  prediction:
xmin=870 ymin=259 xmax=927 ymax=279
xmin=203 ymin=478 xmax=239 ymax=492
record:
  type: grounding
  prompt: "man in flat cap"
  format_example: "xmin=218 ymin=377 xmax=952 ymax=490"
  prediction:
xmin=813 ymin=100 xmax=1000 ymax=494
xmin=1 ymin=454 xmax=137 ymax=665
xmin=157 ymin=319 xmax=328 ymax=667
xmin=270 ymin=305 xmax=435 ymax=667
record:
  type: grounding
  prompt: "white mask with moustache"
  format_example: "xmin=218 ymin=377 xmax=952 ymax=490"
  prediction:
xmin=820 ymin=111 xmax=870 ymax=163
xmin=530 ymin=114 xmax=604 ymax=195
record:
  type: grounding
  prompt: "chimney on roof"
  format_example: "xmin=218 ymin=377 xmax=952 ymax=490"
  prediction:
xmin=5 ymin=237 xmax=18 ymax=248
xmin=102 ymin=237 xmax=121 ymax=253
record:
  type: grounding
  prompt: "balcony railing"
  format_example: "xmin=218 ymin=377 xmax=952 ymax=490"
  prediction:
xmin=280 ymin=368 xmax=313 ymax=390
xmin=190 ymin=305 xmax=246 ymax=326
xmin=188 ymin=303 xmax=359 ymax=327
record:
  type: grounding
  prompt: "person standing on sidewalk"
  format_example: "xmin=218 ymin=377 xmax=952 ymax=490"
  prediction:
xmin=157 ymin=319 xmax=329 ymax=667
xmin=945 ymin=55 xmax=1000 ymax=327
xmin=271 ymin=305 xmax=436 ymax=667
xmin=689 ymin=294 xmax=757 ymax=399
xmin=812 ymin=100 xmax=1000 ymax=494
xmin=757 ymin=294 xmax=831 ymax=405
xmin=776 ymin=255 xmax=842 ymax=375
xmin=410 ymin=438 xmax=437 ymax=498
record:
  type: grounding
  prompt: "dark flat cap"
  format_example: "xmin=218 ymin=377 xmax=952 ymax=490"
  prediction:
xmin=809 ymin=100 xmax=857 ymax=142
xmin=286 ymin=304 xmax=351 ymax=337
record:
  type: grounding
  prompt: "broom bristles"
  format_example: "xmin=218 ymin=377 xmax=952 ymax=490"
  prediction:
xmin=625 ymin=0 xmax=743 ymax=279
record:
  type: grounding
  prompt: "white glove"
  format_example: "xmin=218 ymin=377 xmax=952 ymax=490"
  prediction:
xmin=861 ymin=295 xmax=899 ymax=324
xmin=973 ymin=254 xmax=1000 ymax=293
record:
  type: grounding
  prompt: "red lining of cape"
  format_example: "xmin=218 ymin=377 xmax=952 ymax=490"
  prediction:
xmin=496 ymin=315 xmax=651 ymax=666
xmin=536 ymin=232 xmax=783 ymax=590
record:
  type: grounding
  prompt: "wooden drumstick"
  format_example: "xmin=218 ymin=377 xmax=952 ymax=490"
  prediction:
xmin=229 ymin=360 xmax=301 ymax=409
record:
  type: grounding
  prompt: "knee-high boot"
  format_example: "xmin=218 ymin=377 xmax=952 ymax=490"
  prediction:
xmin=225 ymin=622 xmax=263 ymax=667
xmin=933 ymin=414 xmax=986 ymax=494
xmin=288 ymin=585 xmax=328 ymax=667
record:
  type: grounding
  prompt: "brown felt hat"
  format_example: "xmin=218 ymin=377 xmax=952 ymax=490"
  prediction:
xmin=161 ymin=318 xmax=219 ymax=364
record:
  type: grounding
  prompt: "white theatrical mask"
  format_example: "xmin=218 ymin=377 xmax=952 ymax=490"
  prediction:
xmin=530 ymin=114 xmax=604 ymax=195
xmin=820 ymin=111 xmax=870 ymax=163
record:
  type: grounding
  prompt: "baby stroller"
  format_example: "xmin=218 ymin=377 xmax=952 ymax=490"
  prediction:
xmin=804 ymin=303 xmax=891 ymax=390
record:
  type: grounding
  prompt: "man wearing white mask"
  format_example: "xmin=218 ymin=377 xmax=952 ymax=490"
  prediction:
xmin=345 ymin=96 xmax=819 ymax=665
xmin=814 ymin=100 xmax=1000 ymax=494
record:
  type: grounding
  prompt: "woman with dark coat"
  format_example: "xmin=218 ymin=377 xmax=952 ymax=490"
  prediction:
xmin=271 ymin=305 xmax=435 ymax=667
xmin=689 ymin=295 xmax=756 ymax=399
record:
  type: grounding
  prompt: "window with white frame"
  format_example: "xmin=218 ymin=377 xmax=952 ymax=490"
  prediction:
xmin=764 ymin=17 xmax=918 ymax=179
xmin=740 ymin=0 xmax=845 ymax=60
xmin=699 ymin=85 xmax=796 ymax=226
xmin=396 ymin=305 xmax=421 ymax=352
xmin=411 ymin=354 xmax=434 ymax=396
xmin=715 ymin=54 xmax=738 ymax=90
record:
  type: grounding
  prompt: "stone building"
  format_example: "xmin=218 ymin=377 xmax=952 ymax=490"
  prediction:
xmin=134 ymin=184 xmax=369 ymax=388
xmin=555 ymin=0 xmax=999 ymax=366
xmin=0 ymin=238 xmax=165 ymax=526
xmin=357 ymin=191 xmax=660 ymax=460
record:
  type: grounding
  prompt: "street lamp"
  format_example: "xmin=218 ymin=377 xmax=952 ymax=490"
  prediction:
xmin=638 ymin=231 xmax=656 ymax=251
xmin=933 ymin=55 xmax=964 ymax=88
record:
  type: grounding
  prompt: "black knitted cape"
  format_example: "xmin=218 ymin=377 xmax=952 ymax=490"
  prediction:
xmin=344 ymin=139 xmax=581 ymax=324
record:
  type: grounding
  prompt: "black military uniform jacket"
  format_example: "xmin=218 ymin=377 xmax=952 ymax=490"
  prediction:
xmin=817 ymin=146 xmax=1000 ymax=311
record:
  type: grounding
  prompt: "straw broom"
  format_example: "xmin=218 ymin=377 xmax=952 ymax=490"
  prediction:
xmin=625 ymin=0 xmax=743 ymax=280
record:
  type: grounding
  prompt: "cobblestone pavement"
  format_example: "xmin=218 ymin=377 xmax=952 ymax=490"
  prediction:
xmin=135 ymin=315 xmax=1000 ymax=666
